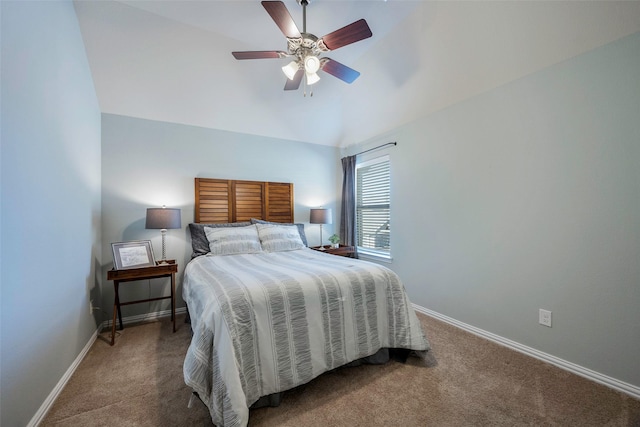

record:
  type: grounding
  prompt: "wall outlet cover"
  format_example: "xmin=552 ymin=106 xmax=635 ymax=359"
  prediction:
xmin=539 ymin=309 xmax=552 ymax=327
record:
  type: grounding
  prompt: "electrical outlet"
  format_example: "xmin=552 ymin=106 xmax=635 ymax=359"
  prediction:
xmin=539 ymin=309 xmax=552 ymax=327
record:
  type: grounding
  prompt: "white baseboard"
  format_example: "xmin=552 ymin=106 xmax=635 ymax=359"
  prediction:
xmin=413 ymin=304 xmax=640 ymax=400
xmin=28 ymin=329 xmax=98 ymax=427
xmin=100 ymin=306 xmax=187 ymax=331
xmin=30 ymin=308 xmax=187 ymax=426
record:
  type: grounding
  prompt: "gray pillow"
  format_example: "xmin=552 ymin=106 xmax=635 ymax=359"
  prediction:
xmin=188 ymin=222 xmax=252 ymax=258
xmin=256 ymin=223 xmax=305 ymax=252
xmin=204 ymin=225 xmax=263 ymax=255
xmin=250 ymin=218 xmax=308 ymax=247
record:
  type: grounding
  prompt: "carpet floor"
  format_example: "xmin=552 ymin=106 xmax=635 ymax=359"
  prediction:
xmin=41 ymin=313 xmax=640 ymax=426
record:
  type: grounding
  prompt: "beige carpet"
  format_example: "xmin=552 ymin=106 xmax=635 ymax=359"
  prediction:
xmin=41 ymin=313 xmax=640 ymax=426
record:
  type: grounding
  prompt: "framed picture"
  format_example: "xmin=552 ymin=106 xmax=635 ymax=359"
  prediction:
xmin=111 ymin=240 xmax=156 ymax=270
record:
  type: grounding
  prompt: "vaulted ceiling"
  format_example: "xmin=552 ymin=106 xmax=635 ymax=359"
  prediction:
xmin=74 ymin=1 xmax=640 ymax=147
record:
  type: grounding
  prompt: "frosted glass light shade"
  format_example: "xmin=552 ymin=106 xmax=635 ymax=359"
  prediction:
xmin=306 ymin=72 xmax=320 ymax=85
xmin=304 ymin=55 xmax=320 ymax=73
xmin=282 ymin=61 xmax=299 ymax=80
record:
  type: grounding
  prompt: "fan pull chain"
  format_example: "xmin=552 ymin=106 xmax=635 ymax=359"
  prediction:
xmin=302 ymin=74 xmax=313 ymax=97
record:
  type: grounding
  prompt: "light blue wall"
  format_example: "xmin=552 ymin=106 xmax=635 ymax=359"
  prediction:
xmin=0 ymin=1 xmax=102 ymax=425
xmin=1 ymin=2 xmax=636 ymax=423
xmin=100 ymin=114 xmax=341 ymax=317
xmin=346 ymin=32 xmax=640 ymax=388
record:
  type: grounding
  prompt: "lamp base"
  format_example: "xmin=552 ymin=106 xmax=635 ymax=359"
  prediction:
xmin=318 ymin=224 xmax=325 ymax=250
xmin=160 ymin=229 xmax=167 ymax=264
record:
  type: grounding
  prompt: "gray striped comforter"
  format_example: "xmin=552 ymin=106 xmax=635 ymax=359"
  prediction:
xmin=183 ymin=248 xmax=430 ymax=427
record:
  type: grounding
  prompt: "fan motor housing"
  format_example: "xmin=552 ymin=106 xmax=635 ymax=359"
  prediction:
xmin=287 ymin=33 xmax=323 ymax=59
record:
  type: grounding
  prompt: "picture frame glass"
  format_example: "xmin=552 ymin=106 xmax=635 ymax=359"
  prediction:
xmin=111 ymin=240 xmax=156 ymax=270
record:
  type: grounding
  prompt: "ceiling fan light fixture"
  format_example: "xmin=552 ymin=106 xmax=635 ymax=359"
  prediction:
xmin=282 ymin=61 xmax=300 ymax=80
xmin=306 ymin=71 xmax=320 ymax=85
xmin=232 ymin=1 xmax=372 ymax=92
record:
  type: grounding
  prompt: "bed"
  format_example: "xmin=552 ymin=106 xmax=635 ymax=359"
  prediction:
xmin=183 ymin=178 xmax=431 ymax=427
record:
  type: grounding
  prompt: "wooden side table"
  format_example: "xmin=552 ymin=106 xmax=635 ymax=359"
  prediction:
xmin=106 ymin=260 xmax=178 ymax=345
xmin=310 ymin=244 xmax=356 ymax=257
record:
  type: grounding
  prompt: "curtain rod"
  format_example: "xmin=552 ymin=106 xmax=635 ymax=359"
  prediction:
xmin=355 ymin=141 xmax=397 ymax=157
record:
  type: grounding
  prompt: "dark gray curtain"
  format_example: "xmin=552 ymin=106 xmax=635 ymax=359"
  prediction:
xmin=340 ymin=155 xmax=357 ymax=257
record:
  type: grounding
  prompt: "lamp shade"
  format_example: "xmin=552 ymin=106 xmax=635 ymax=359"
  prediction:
xmin=304 ymin=56 xmax=320 ymax=73
xmin=145 ymin=207 xmax=181 ymax=229
xmin=310 ymin=208 xmax=332 ymax=225
xmin=282 ymin=61 xmax=300 ymax=80
xmin=306 ymin=71 xmax=320 ymax=85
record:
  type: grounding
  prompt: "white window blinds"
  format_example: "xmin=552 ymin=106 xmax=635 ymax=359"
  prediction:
xmin=356 ymin=156 xmax=390 ymax=257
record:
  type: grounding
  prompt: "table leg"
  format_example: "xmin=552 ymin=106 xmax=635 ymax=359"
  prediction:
xmin=115 ymin=282 xmax=123 ymax=330
xmin=111 ymin=292 xmax=118 ymax=346
xmin=171 ymin=272 xmax=176 ymax=332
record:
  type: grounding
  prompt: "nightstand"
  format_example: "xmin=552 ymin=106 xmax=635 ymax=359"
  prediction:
xmin=106 ymin=260 xmax=178 ymax=346
xmin=310 ymin=244 xmax=356 ymax=257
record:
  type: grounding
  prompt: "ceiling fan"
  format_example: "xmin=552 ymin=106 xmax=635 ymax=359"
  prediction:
xmin=232 ymin=0 xmax=372 ymax=94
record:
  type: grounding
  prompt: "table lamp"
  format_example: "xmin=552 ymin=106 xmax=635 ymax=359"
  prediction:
xmin=145 ymin=206 xmax=181 ymax=264
xmin=310 ymin=208 xmax=332 ymax=250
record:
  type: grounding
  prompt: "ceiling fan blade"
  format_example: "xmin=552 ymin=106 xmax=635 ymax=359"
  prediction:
xmin=284 ymin=69 xmax=303 ymax=91
xmin=318 ymin=19 xmax=372 ymax=51
xmin=321 ymin=58 xmax=360 ymax=84
xmin=262 ymin=1 xmax=301 ymax=39
xmin=232 ymin=51 xmax=288 ymax=60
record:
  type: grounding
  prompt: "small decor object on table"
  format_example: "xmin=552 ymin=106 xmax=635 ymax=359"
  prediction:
xmin=328 ymin=234 xmax=340 ymax=249
xmin=111 ymin=240 xmax=155 ymax=270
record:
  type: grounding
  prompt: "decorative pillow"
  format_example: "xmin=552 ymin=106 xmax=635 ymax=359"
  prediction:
xmin=256 ymin=223 xmax=305 ymax=252
xmin=204 ymin=225 xmax=262 ymax=256
xmin=250 ymin=218 xmax=308 ymax=247
xmin=188 ymin=222 xmax=252 ymax=258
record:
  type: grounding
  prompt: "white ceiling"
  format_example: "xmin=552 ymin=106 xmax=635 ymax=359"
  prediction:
xmin=74 ymin=1 xmax=640 ymax=147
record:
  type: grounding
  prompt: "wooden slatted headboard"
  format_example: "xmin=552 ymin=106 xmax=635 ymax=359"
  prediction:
xmin=195 ymin=178 xmax=294 ymax=223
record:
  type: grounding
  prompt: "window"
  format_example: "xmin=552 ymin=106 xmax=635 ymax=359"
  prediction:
xmin=356 ymin=155 xmax=391 ymax=258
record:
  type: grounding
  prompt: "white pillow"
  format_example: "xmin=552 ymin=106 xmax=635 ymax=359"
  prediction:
xmin=204 ymin=225 xmax=262 ymax=255
xmin=256 ymin=223 xmax=305 ymax=252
